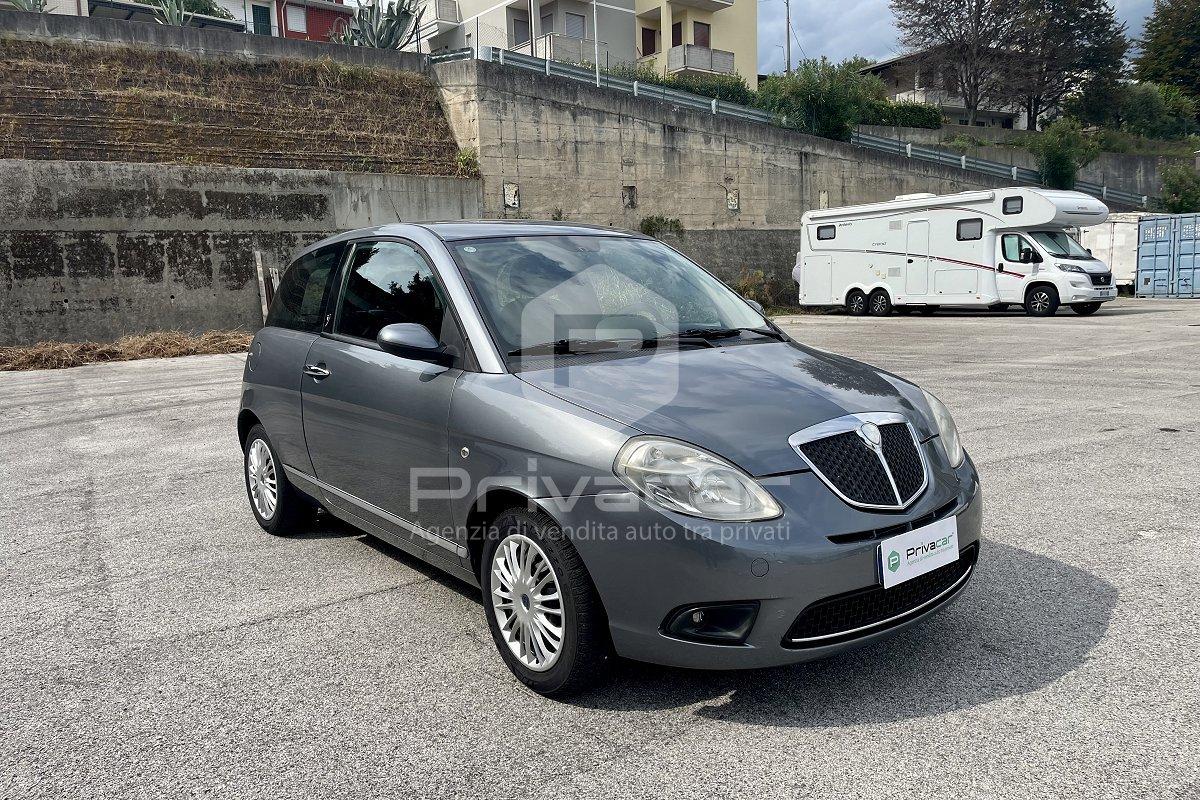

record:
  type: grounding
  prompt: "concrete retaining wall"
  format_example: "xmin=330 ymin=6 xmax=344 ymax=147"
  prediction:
xmin=0 ymin=160 xmax=481 ymax=346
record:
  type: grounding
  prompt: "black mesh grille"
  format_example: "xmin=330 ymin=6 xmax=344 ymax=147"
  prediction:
xmin=799 ymin=431 xmax=895 ymax=506
xmin=880 ymin=423 xmax=924 ymax=502
xmin=1089 ymin=272 xmax=1112 ymax=286
xmin=784 ymin=544 xmax=977 ymax=646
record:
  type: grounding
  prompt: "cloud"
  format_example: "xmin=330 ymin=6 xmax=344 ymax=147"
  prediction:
xmin=756 ymin=0 xmax=1156 ymax=74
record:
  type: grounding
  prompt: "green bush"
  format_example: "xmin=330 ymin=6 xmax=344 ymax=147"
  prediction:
xmin=861 ymin=100 xmax=943 ymax=129
xmin=600 ymin=62 xmax=753 ymax=105
xmin=1027 ymin=119 xmax=1100 ymax=189
xmin=638 ymin=215 xmax=684 ymax=237
xmin=754 ymin=59 xmax=892 ymax=141
xmin=1159 ymin=166 xmax=1200 ymax=213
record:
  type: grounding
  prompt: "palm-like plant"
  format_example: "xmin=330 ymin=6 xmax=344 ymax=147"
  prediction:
xmin=153 ymin=0 xmax=192 ymax=26
xmin=8 ymin=0 xmax=51 ymax=11
xmin=330 ymin=0 xmax=424 ymax=50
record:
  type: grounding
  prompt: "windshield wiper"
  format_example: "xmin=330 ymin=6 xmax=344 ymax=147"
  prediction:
xmin=507 ymin=337 xmax=638 ymax=357
xmin=661 ymin=326 xmax=786 ymax=342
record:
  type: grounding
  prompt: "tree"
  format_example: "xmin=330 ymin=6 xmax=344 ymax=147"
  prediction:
xmin=1005 ymin=0 xmax=1127 ymax=127
xmin=1134 ymin=0 xmax=1200 ymax=106
xmin=330 ymin=1 xmax=423 ymax=50
xmin=755 ymin=58 xmax=891 ymax=141
xmin=1121 ymin=82 xmax=1198 ymax=138
xmin=1027 ymin=118 xmax=1099 ymax=187
xmin=1159 ymin=165 xmax=1200 ymax=212
xmin=888 ymin=0 xmax=1021 ymax=126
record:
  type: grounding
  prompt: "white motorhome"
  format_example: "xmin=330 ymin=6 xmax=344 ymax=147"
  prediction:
xmin=793 ymin=188 xmax=1117 ymax=316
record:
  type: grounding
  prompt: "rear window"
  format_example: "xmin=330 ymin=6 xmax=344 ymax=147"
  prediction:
xmin=266 ymin=244 xmax=342 ymax=333
xmin=816 ymin=225 xmax=836 ymax=241
xmin=957 ymin=218 xmax=983 ymax=241
xmin=1002 ymin=196 xmax=1023 ymax=215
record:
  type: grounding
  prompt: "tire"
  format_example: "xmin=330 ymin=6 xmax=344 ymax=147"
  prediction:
xmin=868 ymin=288 xmax=893 ymax=316
xmin=243 ymin=424 xmax=313 ymax=535
xmin=1024 ymin=285 xmax=1060 ymax=317
xmin=1071 ymin=302 xmax=1102 ymax=316
xmin=988 ymin=303 xmax=1010 ymax=312
xmin=482 ymin=507 xmax=612 ymax=696
xmin=919 ymin=306 xmax=939 ymax=315
xmin=846 ymin=290 xmax=867 ymax=316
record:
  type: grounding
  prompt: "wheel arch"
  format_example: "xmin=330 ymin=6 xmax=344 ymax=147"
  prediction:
xmin=1024 ymin=280 xmax=1060 ymax=300
xmin=463 ymin=487 xmax=544 ymax=579
xmin=237 ymin=409 xmax=262 ymax=449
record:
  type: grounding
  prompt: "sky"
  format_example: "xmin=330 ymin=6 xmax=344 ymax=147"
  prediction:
xmin=755 ymin=0 xmax=1156 ymax=74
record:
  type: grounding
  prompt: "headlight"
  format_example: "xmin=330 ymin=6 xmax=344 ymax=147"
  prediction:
xmin=614 ymin=437 xmax=782 ymax=521
xmin=922 ymin=390 xmax=965 ymax=468
xmin=1058 ymin=263 xmax=1086 ymax=273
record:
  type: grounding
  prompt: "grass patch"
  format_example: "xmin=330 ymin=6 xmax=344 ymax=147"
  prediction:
xmin=0 ymin=330 xmax=252 ymax=372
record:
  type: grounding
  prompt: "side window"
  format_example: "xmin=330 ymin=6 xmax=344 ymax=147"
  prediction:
xmin=816 ymin=225 xmax=836 ymax=241
xmin=1001 ymin=234 xmax=1022 ymax=262
xmin=957 ymin=218 xmax=983 ymax=241
xmin=1002 ymin=196 xmax=1023 ymax=215
xmin=334 ymin=240 xmax=450 ymax=344
xmin=265 ymin=245 xmax=342 ymax=333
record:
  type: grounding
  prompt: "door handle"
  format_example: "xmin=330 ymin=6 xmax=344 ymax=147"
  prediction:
xmin=303 ymin=363 xmax=330 ymax=378
xmin=997 ymin=264 xmax=1005 ymax=272
xmin=907 ymin=258 xmax=914 ymax=263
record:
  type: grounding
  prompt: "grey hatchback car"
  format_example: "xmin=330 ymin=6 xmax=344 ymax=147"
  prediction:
xmin=239 ymin=222 xmax=981 ymax=695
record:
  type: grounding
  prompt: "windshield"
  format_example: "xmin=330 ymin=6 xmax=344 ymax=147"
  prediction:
xmin=1030 ymin=231 xmax=1092 ymax=260
xmin=451 ymin=235 xmax=769 ymax=357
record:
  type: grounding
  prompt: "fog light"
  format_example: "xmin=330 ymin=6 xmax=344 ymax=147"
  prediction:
xmin=663 ymin=602 xmax=759 ymax=645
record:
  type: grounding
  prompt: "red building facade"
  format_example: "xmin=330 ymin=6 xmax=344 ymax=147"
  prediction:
xmin=276 ymin=0 xmax=354 ymax=42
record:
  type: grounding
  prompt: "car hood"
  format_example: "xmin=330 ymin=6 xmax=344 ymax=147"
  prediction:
xmin=516 ymin=340 xmax=936 ymax=476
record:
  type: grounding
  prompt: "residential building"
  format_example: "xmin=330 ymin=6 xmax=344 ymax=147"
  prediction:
xmin=416 ymin=0 xmax=638 ymax=69
xmin=633 ymin=0 xmax=758 ymax=90
xmin=862 ymin=50 xmax=1028 ymax=129
xmin=211 ymin=0 xmax=353 ymax=40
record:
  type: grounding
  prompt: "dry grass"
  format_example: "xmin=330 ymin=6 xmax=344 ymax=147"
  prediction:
xmin=0 ymin=331 xmax=252 ymax=372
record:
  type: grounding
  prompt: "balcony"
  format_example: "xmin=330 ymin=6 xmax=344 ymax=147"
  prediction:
xmin=666 ymin=0 xmax=733 ymax=10
xmin=427 ymin=0 xmax=460 ymax=34
xmin=533 ymin=33 xmax=610 ymax=65
xmin=666 ymin=44 xmax=734 ymax=76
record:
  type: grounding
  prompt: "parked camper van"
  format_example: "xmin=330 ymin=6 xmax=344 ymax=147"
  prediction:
xmin=794 ymin=188 xmax=1117 ymax=316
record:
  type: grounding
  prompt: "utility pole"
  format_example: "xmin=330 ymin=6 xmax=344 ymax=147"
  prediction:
xmin=784 ymin=0 xmax=791 ymax=74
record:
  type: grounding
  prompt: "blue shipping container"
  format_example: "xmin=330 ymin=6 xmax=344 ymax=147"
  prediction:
xmin=1137 ymin=214 xmax=1199 ymax=298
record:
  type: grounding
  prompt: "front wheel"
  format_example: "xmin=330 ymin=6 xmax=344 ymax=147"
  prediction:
xmin=483 ymin=508 xmax=612 ymax=696
xmin=1024 ymin=286 xmax=1060 ymax=316
xmin=868 ymin=289 xmax=893 ymax=316
xmin=1071 ymin=302 xmax=1102 ymax=316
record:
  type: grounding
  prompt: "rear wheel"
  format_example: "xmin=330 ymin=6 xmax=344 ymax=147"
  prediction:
xmin=482 ymin=508 xmax=612 ymax=696
xmin=1071 ymin=302 xmax=1102 ymax=316
xmin=868 ymin=289 xmax=893 ymax=316
xmin=243 ymin=424 xmax=313 ymax=535
xmin=1024 ymin=285 xmax=1060 ymax=316
xmin=846 ymin=290 xmax=867 ymax=316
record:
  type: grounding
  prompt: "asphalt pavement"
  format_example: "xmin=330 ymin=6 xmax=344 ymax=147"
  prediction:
xmin=2 ymin=297 xmax=1197 ymax=799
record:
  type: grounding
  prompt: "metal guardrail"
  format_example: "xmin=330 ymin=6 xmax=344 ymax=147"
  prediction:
xmin=851 ymin=131 xmax=1153 ymax=208
xmin=434 ymin=48 xmax=1156 ymax=208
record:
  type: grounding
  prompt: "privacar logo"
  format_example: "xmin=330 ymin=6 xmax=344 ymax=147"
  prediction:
xmin=887 ymin=550 xmax=900 ymax=572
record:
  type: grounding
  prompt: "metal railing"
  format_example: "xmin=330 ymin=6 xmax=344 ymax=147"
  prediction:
xmin=851 ymin=131 xmax=1153 ymax=208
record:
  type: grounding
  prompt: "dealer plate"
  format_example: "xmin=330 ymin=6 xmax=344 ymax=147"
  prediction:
xmin=880 ymin=515 xmax=959 ymax=589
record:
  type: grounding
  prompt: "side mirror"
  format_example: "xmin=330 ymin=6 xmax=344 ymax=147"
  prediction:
xmin=745 ymin=298 xmax=766 ymax=315
xmin=377 ymin=323 xmax=450 ymax=365
xmin=1086 ymin=248 xmax=1092 ymax=256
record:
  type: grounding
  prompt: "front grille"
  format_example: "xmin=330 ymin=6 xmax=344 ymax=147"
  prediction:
xmin=784 ymin=544 xmax=977 ymax=646
xmin=1089 ymin=272 xmax=1112 ymax=286
xmin=797 ymin=421 xmax=927 ymax=509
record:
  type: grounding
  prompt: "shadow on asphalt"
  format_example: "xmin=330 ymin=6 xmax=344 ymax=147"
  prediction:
xmin=568 ymin=541 xmax=1117 ymax=726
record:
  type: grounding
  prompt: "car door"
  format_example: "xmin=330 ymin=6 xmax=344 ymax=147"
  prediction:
xmin=905 ymin=219 xmax=930 ymax=297
xmin=997 ymin=233 xmax=1038 ymax=303
xmin=300 ymin=238 xmax=466 ymax=550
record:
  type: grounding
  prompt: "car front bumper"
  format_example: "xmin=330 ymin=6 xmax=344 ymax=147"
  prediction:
xmin=1067 ymin=284 xmax=1117 ymax=303
xmin=558 ymin=449 xmax=982 ymax=670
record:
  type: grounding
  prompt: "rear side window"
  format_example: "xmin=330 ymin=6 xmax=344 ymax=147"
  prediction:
xmin=265 ymin=244 xmax=342 ymax=333
xmin=334 ymin=240 xmax=450 ymax=343
xmin=1002 ymin=196 xmax=1023 ymax=215
xmin=816 ymin=225 xmax=836 ymax=241
xmin=957 ymin=218 xmax=983 ymax=241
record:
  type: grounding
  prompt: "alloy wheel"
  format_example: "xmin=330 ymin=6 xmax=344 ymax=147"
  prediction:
xmin=1030 ymin=291 xmax=1051 ymax=313
xmin=247 ymin=439 xmax=278 ymax=520
xmin=490 ymin=533 xmax=564 ymax=672
xmin=871 ymin=294 xmax=888 ymax=313
xmin=849 ymin=294 xmax=865 ymax=313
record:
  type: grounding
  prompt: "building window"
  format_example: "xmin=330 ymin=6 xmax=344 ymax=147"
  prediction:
xmin=251 ymin=4 xmax=272 ymax=35
xmin=816 ymin=225 xmax=836 ymax=241
xmin=693 ymin=22 xmax=710 ymax=48
xmin=1002 ymin=196 xmax=1023 ymax=215
xmin=565 ymin=12 xmax=585 ymax=39
xmin=671 ymin=21 xmax=682 ymax=48
xmin=513 ymin=17 xmax=530 ymax=45
xmin=541 ymin=13 xmax=552 ymax=34
xmin=957 ymin=218 xmax=983 ymax=241
xmin=640 ymin=26 xmax=656 ymax=56
xmin=285 ymin=5 xmax=307 ymax=34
